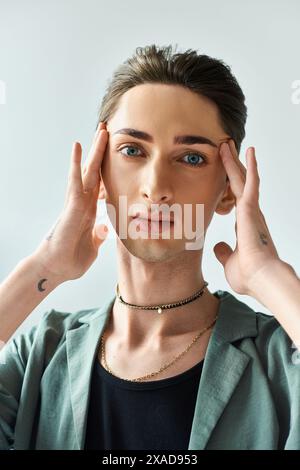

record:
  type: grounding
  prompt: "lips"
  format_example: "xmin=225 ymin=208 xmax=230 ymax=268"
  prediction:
xmin=132 ymin=217 xmax=174 ymax=234
xmin=132 ymin=211 xmax=174 ymax=222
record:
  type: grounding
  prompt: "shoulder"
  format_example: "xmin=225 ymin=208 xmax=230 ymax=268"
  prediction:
xmin=216 ymin=290 xmax=297 ymax=365
xmin=255 ymin=309 xmax=285 ymax=345
xmin=216 ymin=291 xmax=300 ymax=449
xmin=38 ymin=305 xmax=102 ymax=332
xmin=6 ymin=306 xmax=103 ymax=367
xmin=254 ymin=310 xmax=299 ymax=373
xmin=217 ymin=290 xmax=299 ymax=373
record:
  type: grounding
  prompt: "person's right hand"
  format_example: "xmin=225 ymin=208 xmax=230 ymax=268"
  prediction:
xmin=33 ymin=121 xmax=109 ymax=282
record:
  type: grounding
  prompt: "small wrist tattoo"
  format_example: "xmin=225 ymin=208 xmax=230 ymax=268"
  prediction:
xmin=259 ymin=231 xmax=268 ymax=246
xmin=37 ymin=278 xmax=47 ymax=292
xmin=45 ymin=231 xmax=54 ymax=241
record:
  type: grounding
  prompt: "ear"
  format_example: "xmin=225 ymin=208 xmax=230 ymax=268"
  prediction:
xmin=98 ymin=177 xmax=107 ymax=200
xmin=215 ymin=177 xmax=236 ymax=215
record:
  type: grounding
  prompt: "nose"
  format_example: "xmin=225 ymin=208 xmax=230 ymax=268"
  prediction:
xmin=140 ymin=160 xmax=173 ymax=204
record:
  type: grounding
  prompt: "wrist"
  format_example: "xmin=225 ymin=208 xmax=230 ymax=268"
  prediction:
xmin=247 ymin=259 xmax=298 ymax=300
xmin=26 ymin=251 xmax=67 ymax=287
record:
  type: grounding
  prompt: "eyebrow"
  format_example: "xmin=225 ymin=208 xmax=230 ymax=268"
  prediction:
xmin=113 ymin=128 xmax=218 ymax=148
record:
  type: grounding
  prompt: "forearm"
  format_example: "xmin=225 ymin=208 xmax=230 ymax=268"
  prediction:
xmin=0 ymin=254 xmax=64 ymax=343
xmin=248 ymin=260 xmax=300 ymax=346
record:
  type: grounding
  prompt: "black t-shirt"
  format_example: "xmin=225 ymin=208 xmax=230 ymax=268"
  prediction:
xmin=84 ymin=356 xmax=204 ymax=450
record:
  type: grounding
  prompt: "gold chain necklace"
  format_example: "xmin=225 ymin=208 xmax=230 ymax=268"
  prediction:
xmin=99 ymin=315 xmax=218 ymax=382
xmin=98 ymin=282 xmax=218 ymax=382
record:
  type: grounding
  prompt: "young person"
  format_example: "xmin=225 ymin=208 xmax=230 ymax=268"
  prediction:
xmin=1 ymin=44 xmax=300 ymax=450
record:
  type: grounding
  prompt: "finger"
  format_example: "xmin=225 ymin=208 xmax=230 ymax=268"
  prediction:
xmin=91 ymin=121 xmax=107 ymax=150
xmin=94 ymin=120 xmax=106 ymax=133
xmin=243 ymin=147 xmax=260 ymax=203
xmin=92 ymin=223 xmax=109 ymax=248
xmin=66 ymin=142 xmax=84 ymax=198
xmin=228 ymin=139 xmax=247 ymax=176
xmin=213 ymin=241 xmax=233 ymax=267
xmin=220 ymin=142 xmax=246 ymax=200
xmin=82 ymin=129 xmax=108 ymax=193
xmin=82 ymin=121 xmax=106 ymax=176
xmin=86 ymin=127 xmax=108 ymax=172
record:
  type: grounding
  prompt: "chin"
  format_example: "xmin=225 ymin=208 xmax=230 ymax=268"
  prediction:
xmin=118 ymin=236 xmax=185 ymax=263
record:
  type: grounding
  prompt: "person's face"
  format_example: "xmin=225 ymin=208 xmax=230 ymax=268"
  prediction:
xmin=99 ymin=83 xmax=235 ymax=262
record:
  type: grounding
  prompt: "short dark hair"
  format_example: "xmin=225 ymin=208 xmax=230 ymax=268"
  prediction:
xmin=97 ymin=44 xmax=247 ymax=154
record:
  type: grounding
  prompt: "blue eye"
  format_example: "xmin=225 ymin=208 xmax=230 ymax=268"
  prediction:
xmin=119 ymin=145 xmax=142 ymax=157
xmin=118 ymin=145 xmax=206 ymax=167
xmin=182 ymin=153 xmax=206 ymax=167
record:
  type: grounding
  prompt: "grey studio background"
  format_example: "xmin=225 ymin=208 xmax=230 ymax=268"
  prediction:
xmin=0 ymin=0 xmax=300 ymax=339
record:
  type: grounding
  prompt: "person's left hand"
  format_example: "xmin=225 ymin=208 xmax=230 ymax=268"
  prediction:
xmin=213 ymin=139 xmax=282 ymax=296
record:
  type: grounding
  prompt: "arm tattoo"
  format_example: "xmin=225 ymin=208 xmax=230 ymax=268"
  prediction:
xmin=37 ymin=278 xmax=47 ymax=292
xmin=259 ymin=231 xmax=268 ymax=245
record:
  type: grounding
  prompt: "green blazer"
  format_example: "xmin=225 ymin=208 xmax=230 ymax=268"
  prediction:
xmin=0 ymin=290 xmax=300 ymax=450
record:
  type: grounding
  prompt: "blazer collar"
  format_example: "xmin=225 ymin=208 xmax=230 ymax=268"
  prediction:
xmin=187 ymin=291 xmax=258 ymax=449
xmin=66 ymin=290 xmax=258 ymax=450
xmin=66 ymin=295 xmax=115 ymax=449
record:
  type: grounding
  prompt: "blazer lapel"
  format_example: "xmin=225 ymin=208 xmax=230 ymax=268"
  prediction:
xmin=66 ymin=295 xmax=116 ymax=449
xmin=188 ymin=292 xmax=258 ymax=450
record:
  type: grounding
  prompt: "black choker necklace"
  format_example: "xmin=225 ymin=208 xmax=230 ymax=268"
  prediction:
xmin=115 ymin=281 xmax=209 ymax=314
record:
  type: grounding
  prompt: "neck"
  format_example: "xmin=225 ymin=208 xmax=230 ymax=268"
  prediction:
xmin=107 ymin=239 xmax=220 ymax=350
